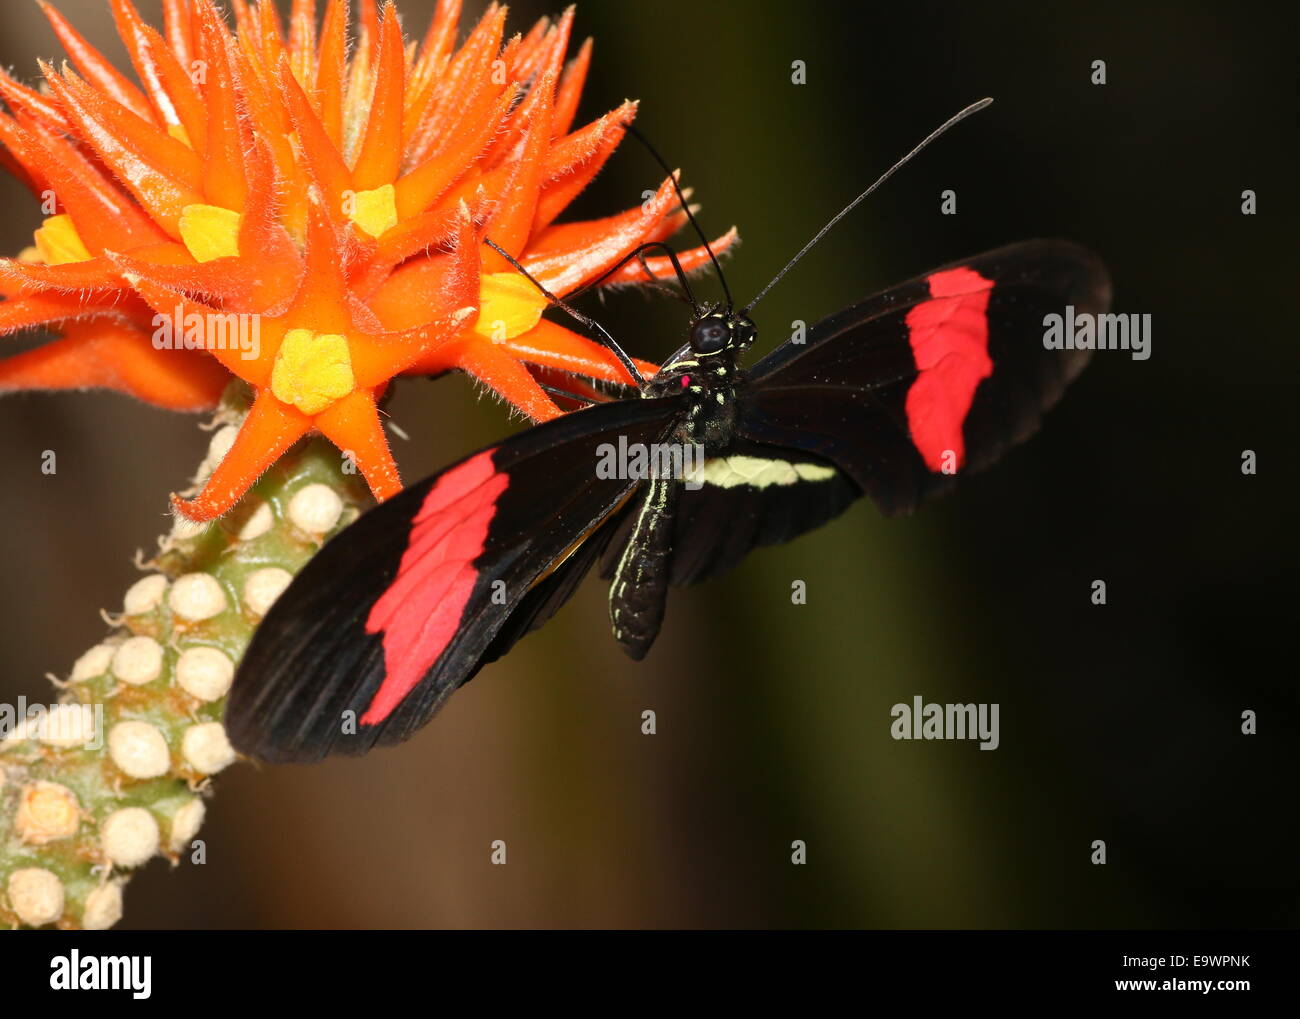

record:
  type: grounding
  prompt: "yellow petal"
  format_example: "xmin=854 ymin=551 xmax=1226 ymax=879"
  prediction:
xmin=348 ymin=184 xmax=399 ymax=239
xmin=32 ymin=215 xmax=92 ymax=266
xmin=474 ymin=272 xmax=549 ymax=343
xmin=271 ymin=329 xmax=355 ymax=416
xmin=179 ymin=204 xmax=242 ymax=263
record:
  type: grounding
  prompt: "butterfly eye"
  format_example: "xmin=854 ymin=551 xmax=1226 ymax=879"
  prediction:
xmin=734 ymin=316 xmax=757 ymax=346
xmin=690 ymin=317 xmax=730 ymax=354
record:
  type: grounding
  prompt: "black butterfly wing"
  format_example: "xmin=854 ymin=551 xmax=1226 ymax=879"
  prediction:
xmin=641 ymin=440 xmax=860 ymax=586
xmin=737 ymin=239 xmax=1111 ymax=518
xmin=653 ymin=240 xmax=1109 ymax=587
xmin=227 ymin=397 xmax=680 ymax=763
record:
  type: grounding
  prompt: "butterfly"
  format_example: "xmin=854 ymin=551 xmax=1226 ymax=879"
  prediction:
xmin=227 ymin=100 xmax=1110 ymax=762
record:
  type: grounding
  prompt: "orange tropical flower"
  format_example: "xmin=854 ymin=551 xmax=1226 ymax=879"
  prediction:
xmin=0 ymin=0 xmax=735 ymax=520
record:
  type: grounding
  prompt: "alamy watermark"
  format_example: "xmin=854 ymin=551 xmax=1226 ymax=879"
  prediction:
xmin=891 ymin=695 xmax=999 ymax=750
xmin=0 ymin=698 xmax=103 ymax=751
xmin=1043 ymin=306 xmax=1150 ymax=361
xmin=595 ymin=437 xmax=706 ymax=490
xmin=152 ymin=304 xmax=261 ymax=360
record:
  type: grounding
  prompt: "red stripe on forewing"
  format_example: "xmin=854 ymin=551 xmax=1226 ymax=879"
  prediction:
xmin=361 ymin=450 xmax=508 ymax=725
xmin=904 ymin=266 xmax=995 ymax=472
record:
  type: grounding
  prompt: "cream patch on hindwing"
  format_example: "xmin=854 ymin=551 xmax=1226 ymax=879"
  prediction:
xmin=684 ymin=455 xmax=838 ymax=490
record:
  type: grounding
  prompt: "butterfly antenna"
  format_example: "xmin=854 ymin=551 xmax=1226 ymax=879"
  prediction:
xmin=483 ymin=238 xmax=646 ymax=388
xmin=566 ymin=240 xmax=700 ymax=313
xmin=624 ymin=122 xmax=733 ymax=311
xmin=740 ymin=97 xmax=994 ymax=316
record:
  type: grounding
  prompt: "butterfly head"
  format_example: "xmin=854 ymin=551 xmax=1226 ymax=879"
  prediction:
xmin=689 ymin=310 xmax=757 ymax=359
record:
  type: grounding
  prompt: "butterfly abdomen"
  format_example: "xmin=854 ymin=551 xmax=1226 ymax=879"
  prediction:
xmin=609 ymin=475 xmax=679 ymax=659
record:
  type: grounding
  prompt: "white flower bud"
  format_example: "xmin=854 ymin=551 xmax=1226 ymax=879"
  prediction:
xmin=182 ymin=723 xmax=236 ymax=775
xmin=123 ymin=574 xmax=169 ymax=615
xmin=237 ymin=501 xmax=274 ymax=541
xmin=108 ymin=721 xmax=170 ymax=779
xmin=100 ymin=807 xmax=160 ymax=868
xmin=82 ymin=882 xmax=124 ymax=930
xmin=175 ymin=645 xmax=234 ymax=702
xmin=15 ymin=781 xmax=81 ymax=843
xmin=168 ymin=798 xmax=206 ymax=853
xmin=111 ymin=636 xmax=164 ymax=685
xmin=288 ymin=483 xmax=343 ymax=535
xmin=70 ymin=643 xmax=116 ymax=682
xmin=7 ymin=868 xmax=64 ymax=926
xmin=243 ymin=567 xmax=292 ymax=618
xmin=168 ymin=573 xmax=227 ymax=622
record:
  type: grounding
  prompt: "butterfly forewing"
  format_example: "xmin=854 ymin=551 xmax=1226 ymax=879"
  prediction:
xmin=228 ymin=397 xmax=680 ymax=762
xmin=740 ymin=240 xmax=1111 ymax=516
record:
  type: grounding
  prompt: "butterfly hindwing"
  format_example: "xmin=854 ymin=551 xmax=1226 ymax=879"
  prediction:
xmin=227 ymin=397 xmax=680 ymax=762
xmin=739 ymin=239 xmax=1111 ymax=516
xmin=661 ymin=441 xmax=858 ymax=586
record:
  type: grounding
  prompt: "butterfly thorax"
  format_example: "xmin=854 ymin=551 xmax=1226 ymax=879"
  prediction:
xmin=645 ymin=351 xmax=745 ymax=453
xmin=642 ymin=309 xmax=758 ymax=454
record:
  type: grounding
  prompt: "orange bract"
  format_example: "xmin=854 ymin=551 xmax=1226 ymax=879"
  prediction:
xmin=0 ymin=0 xmax=736 ymax=520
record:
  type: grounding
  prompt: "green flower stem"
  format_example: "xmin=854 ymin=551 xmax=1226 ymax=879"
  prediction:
xmin=0 ymin=385 xmax=370 ymax=929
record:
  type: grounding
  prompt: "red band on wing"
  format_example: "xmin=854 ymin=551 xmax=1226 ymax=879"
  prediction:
xmin=362 ymin=450 xmax=508 ymax=725
xmin=904 ymin=266 xmax=995 ymax=472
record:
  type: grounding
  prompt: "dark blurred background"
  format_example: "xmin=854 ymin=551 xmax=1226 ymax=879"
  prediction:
xmin=0 ymin=0 xmax=1295 ymax=928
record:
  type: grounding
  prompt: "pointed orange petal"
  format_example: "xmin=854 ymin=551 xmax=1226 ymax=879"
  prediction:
xmin=553 ymin=37 xmax=592 ymax=138
xmin=456 ymin=338 xmax=563 ymax=422
xmin=313 ymin=0 xmax=348 ymax=148
xmin=162 ymin=0 xmax=197 ymax=72
xmin=522 ymin=176 xmax=682 ymax=294
xmin=0 ymin=320 xmax=227 ymax=411
xmin=233 ymin=48 xmax=300 ymax=230
xmin=0 ymin=68 xmax=71 ymax=133
xmin=534 ymin=100 xmax=635 ymax=233
xmin=351 ymin=4 xmax=407 ymax=190
xmin=528 ymin=364 xmax=616 ymax=409
xmin=0 ymin=293 xmax=129 ymax=336
xmin=500 ymin=318 xmax=656 ymax=386
xmin=255 ymin=0 xmax=286 ymax=72
xmin=41 ymin=66 xmax=203 ymax=234
xmin=109 ymin=247 xmax=259 ymax=310
xmin=234 ymin=140 xmax=304 ymax=313
xmin=356 ymin=212 xmax=479 ymax=383
xmin=44 ymin=63 xmax=204 ymax=190
xmin=0 ymin=111 xmax=54 ymax=197
xmin=481 ymin=10 xmax=572 ymax=167
xmin=230 ymin=0 xmax=257 ymax=44
xmin=279 ymin=60 xmax=352 ymax=224
xmin=6 ymin=115 xmax=166 ymax=252
xmin=409 ymin=0 xmax=463 ymax=103
xmin=395 ymin=85 xmax=518 ymax=221
xmin=0 ymin=256 xmax=125 ymax=293
xmin=421 ymin=0 xmax=464 ymax=66
xmin=37 ymin=0 xmax=156 ymax=123
xmin=111 ymin=5 xmax=209 ymax=154
xmin=287 ymin=0 xmax=318 ymax=86
xmin=114 ymin=266 xmax=269 ymax=384
xmin=314 ymin=389 xmax=402 ymax=501
xmin=287 ymin=199 xmax=353 ymax=333
xmin=406 ymin=3 xmax=506 ymax=166
xmin=356 ymin=0 xmax=381 ymax=69
xmin=511 ymin=16 xmax=552 ymax=83
xmin=195 ymin=1 xmax=250 ymax=211
xmin=480 ymin=73 xmax=554 ymax=270
xmin=366 ymin=206 xmax=462 ymax=285
xmin=173 ymin=391 xmax=312 ymax=521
